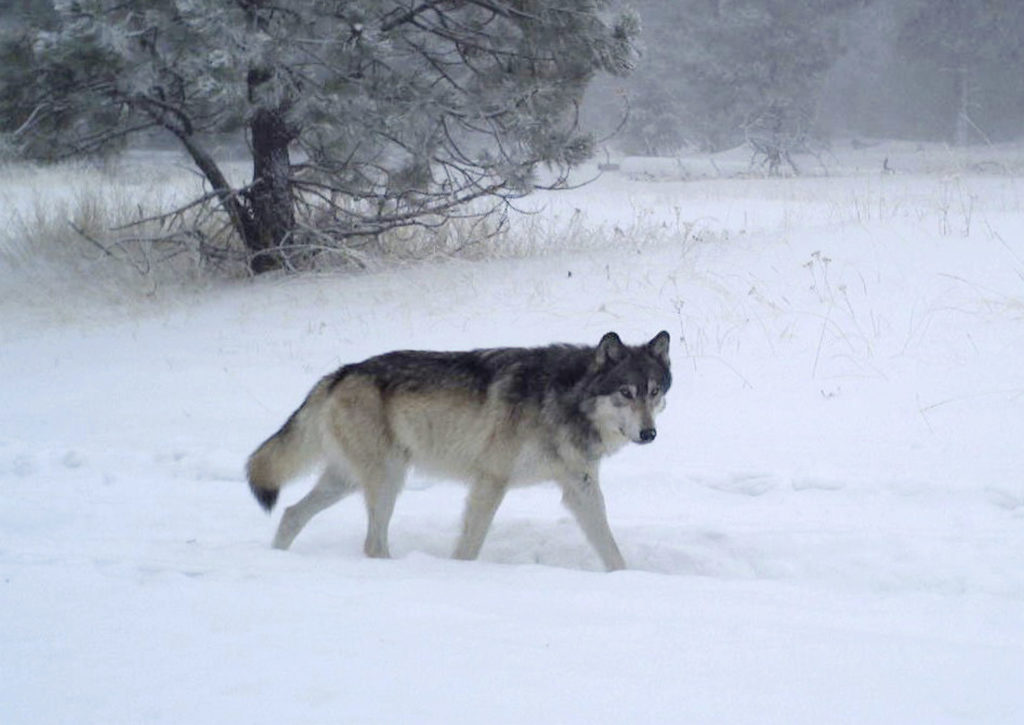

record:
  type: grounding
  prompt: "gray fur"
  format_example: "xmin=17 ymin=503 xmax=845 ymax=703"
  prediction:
xmin=246 ymin=331 xmax=671 ymax=571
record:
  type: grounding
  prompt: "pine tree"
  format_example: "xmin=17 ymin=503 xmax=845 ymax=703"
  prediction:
xmin=1 ymin=1 xmax=638 ymax=273
xmin=618 ymin=0 xmax=861 ymax=158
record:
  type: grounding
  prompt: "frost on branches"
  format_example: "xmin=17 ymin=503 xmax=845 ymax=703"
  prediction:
xmin=1 ymin=1 xmax=639 ymax=273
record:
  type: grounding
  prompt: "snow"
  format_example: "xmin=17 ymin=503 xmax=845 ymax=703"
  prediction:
xmin=3 ymin=146 xmax=1024 ymax=723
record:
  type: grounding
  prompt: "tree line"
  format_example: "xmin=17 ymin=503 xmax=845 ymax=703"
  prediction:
xmin=600 ymin=0 xmax=1024 ymax=155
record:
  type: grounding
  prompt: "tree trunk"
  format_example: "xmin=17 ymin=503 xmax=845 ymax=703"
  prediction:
xmin=173 ymin=131 xmax=259 ymax=260
xmin=954 ymin=64 xmax=970 ymax=147
xmin=247 ymin=108 xmax=296 ymax=274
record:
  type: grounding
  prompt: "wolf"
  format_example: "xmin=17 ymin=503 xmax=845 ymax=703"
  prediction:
xmin=246 ymin=330 xmax=671 ymax=571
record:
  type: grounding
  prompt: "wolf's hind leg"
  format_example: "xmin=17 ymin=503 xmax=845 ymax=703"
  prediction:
xmin=273 ymin=466 xmax=356 ymax=550
xmin=560 ymin=473 xmax=626 ymax=571
xmin=453 ymin=477 xmax=507 ymax=561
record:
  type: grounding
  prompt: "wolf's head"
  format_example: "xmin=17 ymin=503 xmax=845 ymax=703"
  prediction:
xmin=583 ymin=331 xmax=671 ymax=448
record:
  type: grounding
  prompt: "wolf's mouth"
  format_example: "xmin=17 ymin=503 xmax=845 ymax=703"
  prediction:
xmin=620 ymin=427 xmax=642 ymax=444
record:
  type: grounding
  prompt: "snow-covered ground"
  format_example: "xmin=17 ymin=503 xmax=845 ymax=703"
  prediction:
xmin=2 ymin=145 xmax=1024 ymax=723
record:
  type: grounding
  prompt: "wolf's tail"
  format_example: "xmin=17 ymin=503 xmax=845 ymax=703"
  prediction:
xmin=246 ymin=376 xmax=334 ymax=511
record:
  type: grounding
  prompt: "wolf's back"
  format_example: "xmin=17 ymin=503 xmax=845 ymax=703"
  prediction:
xmin=246 ymin=376 xmax=333 ymax=511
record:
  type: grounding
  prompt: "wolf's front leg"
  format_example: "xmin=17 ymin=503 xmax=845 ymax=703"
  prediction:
xmin=560 ymin=472 xmax=626 ymax=571
xmin=453 ymin=477 xmax=507 ymax=561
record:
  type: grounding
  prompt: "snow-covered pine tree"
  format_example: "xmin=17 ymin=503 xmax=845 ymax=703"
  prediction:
xmin=0 ymin=1 xmax=639 ymax=273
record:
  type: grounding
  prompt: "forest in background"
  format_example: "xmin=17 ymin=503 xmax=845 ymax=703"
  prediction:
xmin=583 ymin=0 xmax=1024 ymax=154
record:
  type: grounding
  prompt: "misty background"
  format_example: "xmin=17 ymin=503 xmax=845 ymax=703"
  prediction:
xmin=580 ymin=0 xmax=1024 ymax=155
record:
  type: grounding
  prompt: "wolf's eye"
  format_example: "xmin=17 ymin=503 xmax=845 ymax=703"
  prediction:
xmin=619 ymin=386 xmax=634 ymax=399
xmin=649 ymin=386 xmax=660 ymax=397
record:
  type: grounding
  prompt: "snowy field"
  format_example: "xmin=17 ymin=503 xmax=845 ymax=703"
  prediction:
xmin=2 ymin=143 xmax=1024 ymax=723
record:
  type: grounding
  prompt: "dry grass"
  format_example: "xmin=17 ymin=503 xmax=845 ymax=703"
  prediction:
xmin=4 ymin=142 xmax=1022 ymax=315
xmin=1 ymin=159 xmax=225 ymax=308
xmin=0 ymin=155 xmax=706 ymax=307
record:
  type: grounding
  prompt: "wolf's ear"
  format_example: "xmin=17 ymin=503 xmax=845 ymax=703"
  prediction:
xmin=596 ymin=332 xmax=627 ymax=366
xmin=647 ymin=330 xmax=670 ymax=365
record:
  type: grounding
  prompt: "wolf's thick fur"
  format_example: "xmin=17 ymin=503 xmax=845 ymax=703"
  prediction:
xmin=247 ymin=331 xmax=671 ymax=570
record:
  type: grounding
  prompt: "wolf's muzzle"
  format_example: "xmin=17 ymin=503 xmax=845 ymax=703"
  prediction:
xmin=639 ymin=428 xmax=657 ymax=443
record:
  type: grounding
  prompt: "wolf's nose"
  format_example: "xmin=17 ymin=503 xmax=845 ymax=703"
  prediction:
xmin=639 ymin=428 xmax=657 ymax=443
